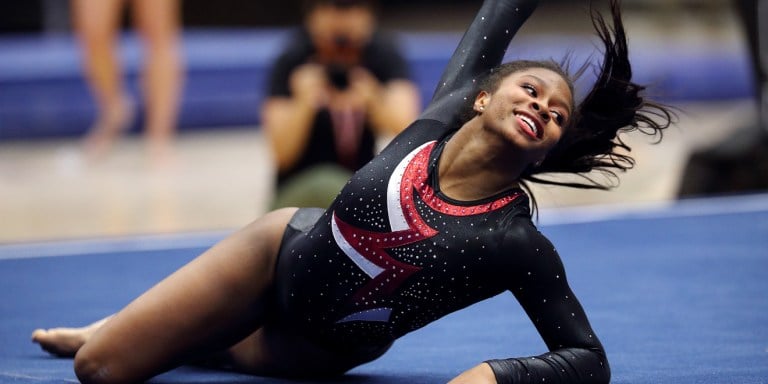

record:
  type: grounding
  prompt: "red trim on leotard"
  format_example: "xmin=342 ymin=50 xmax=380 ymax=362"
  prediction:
xmin=401 ymin=142 xmax=522 ymax=218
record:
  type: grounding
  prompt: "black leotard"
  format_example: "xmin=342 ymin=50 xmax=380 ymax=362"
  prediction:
xmin=274 ymin=1 xmax=609 ymax=382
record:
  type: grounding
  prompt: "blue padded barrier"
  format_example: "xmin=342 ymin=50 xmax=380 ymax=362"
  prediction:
xmin=0 ymin=29 xmax=755 ymax=140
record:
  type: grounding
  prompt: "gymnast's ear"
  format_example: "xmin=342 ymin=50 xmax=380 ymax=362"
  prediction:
xmin=474 ymin=91 xmax=490 ymax=113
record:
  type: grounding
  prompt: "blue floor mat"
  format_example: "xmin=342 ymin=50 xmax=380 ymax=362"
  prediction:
xmin=1 ymin=196 xmax=766 ymax=383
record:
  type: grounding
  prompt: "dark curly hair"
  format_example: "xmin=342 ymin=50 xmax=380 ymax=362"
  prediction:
xmin=470 ymin=0 xmax=675 ymax=193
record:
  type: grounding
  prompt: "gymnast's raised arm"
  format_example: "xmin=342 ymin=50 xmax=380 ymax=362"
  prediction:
xmin=420 ymin=0 xmax=539 ymax=127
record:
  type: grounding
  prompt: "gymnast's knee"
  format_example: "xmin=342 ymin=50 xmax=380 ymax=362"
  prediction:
xmin=73 ymin=347 xmax=133 ymax=384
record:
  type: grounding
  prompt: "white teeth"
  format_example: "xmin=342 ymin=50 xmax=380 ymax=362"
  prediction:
xmin=516 ymin=114 xmax=538 ymax=136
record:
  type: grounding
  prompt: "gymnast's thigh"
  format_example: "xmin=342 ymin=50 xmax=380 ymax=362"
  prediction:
xmin=224 ymin=321 xmax=391 ymax=378
xmin=224 ymin=207 xmax=391 ymax=377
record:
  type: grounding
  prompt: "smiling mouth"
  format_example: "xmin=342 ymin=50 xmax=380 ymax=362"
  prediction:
xmin=515 ymin=113 xmax=540 ymax=139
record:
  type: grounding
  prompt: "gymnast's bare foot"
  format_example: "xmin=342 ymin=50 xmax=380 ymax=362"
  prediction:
xmin=31 ymin=316 xmax=111 ymax=357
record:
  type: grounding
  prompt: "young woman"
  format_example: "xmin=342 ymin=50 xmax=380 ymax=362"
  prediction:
xmin=32 ymin=0 xmax=672 ymax=383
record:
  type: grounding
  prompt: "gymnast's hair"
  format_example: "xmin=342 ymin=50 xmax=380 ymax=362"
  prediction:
xmin=472 ymin=0 xmax=675 ymax=193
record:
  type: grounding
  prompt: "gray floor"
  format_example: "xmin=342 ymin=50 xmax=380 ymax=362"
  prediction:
xmin=0 ymin=99 xmax=759 ymax=243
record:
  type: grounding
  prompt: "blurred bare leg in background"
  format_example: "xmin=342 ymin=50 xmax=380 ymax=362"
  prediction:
xmin=72 ymin=0 xmax=184 ymax=167
xmin=132 ymin=0 xmax=184 ymax=168
xmin=72 ymin=0 xmax=135 ymax=160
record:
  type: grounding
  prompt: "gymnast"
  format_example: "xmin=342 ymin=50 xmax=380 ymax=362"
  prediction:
xmin=32 ymin=0 xmax=673 ymax=382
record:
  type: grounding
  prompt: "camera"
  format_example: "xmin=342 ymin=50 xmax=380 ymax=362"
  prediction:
xmin=324 ymin=34 xmax=356 ymax=89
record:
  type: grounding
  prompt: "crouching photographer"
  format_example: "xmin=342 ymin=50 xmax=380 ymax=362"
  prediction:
xmin=261 ymin=0 xmax=421 ymax=209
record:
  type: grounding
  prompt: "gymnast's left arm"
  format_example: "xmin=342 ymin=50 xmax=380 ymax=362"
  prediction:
xmin=449 ymin=225 xmax=610 ymax=384
xmin=420 ymin=0 xmax=539 ymax=127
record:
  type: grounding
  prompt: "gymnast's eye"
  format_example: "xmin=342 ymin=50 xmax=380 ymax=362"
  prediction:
xmin=552 ymin=111 xmax=565 ymax=126
xmin=522 ymin=84 xmax=537 ymax=97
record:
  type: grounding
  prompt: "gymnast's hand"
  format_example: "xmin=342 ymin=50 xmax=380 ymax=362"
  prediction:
xmin=447 ymin=362 xmax=496 ymax=384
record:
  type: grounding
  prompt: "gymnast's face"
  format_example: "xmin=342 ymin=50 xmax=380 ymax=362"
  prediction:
xmin=473 ymin=67 xmax=572 ymax=164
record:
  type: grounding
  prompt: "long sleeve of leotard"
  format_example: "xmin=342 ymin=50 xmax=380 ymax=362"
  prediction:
xmin=485 ymin=220 xmax=610 ymax=383
xmin=419 ymin=0 xmax=538 ymax=128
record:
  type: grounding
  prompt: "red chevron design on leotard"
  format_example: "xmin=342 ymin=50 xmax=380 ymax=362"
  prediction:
xmin=332 ymin=142 xmax=520 ymax=317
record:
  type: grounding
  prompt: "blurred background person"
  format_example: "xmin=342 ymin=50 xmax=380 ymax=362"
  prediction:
xmin=72 ymin=0 xmax=184 ymax=165
xmin=677 ymin=0 xmax=768 ymax=197
xmin=261 ymin=0 xmax=421 ymax=209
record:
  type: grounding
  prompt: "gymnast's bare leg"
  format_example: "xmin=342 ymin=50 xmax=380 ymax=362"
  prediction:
xmin=32 ymin=208 xmax=373 ymax=383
